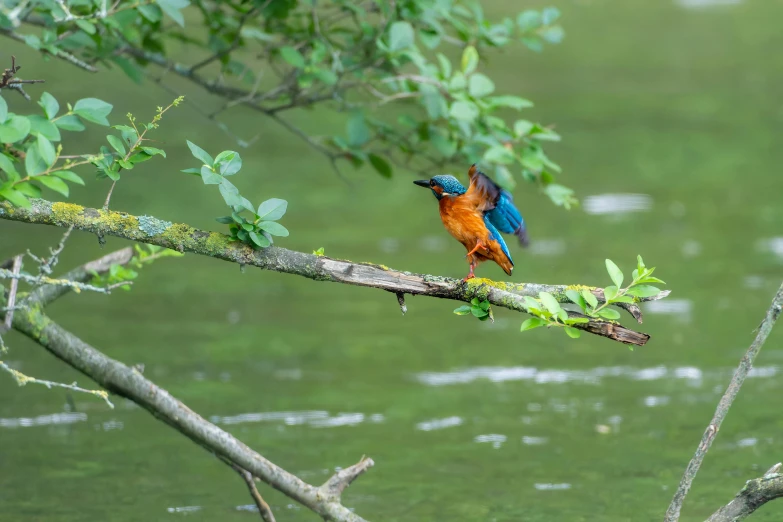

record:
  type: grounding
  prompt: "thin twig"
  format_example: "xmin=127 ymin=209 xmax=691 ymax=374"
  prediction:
xmin=2 ymin=255 xmax=23 ymax=332
xmin=664 ymin=282 xmax=783 ymax=521
xmin=0 ymin=268 xmax=131 ymax=294
xmin=0 ymin=360 xmax=114 ymax=408
xmin=228 ymin=461 xmax=277 ymax=522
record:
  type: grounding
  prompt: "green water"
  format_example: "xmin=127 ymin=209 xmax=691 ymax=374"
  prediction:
xmin=2 ymin=1 xmax=783 ymax=520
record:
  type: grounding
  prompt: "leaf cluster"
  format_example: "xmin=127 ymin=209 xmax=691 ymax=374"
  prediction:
xmin=183 ymin=141 xmax=289 ymax=248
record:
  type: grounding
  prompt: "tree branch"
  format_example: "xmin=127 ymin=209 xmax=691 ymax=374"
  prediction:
xmin=3 ymin=289 xmax=371 ymax=522
xmin=226 ymin=461 xmax=277 ymax=522
xmin=0 ymin=199 xmax=668 ymax=345
xmin=664 ymin=282 xmax=783 ymax=521
xmin=706 ymin=463 xmax=783 ymax=522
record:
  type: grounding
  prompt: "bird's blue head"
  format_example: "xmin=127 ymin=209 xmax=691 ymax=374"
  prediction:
xmin=413 ymin=175 xmax=467 ymax=200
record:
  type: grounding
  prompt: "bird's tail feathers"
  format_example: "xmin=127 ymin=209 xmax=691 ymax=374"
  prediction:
xmin=516 ymin=225 xmax=530 ymax=248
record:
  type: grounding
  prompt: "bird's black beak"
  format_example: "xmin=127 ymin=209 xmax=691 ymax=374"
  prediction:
xmin=413 ymin=179 xmax=430 ymax=188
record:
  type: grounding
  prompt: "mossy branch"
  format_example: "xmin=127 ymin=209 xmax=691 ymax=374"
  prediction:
xmin=0 ymin=198 xmax=669 ymax=345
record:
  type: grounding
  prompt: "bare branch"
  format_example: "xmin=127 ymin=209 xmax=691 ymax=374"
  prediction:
xmin=706 ymin=463 xmax=783 ymax=522
xmin=0 ymin=267 xmax=131 ymax=295
xmin=227 ymin=461 xmax=277 ymax=522
xmin=320 ymin=456 xmax=375 ymax=500
xmin=0 ymin=198 xmax=668 ymax=345
xmin=664 ymin=282 xmax=783 ymax=521
xmin=1 ymin=255 xmax=22 ymax=333
xmin=4 ymin=293 xmax=371 ymax=522
xmin=0 ymin=32 xmax=97 ymax=72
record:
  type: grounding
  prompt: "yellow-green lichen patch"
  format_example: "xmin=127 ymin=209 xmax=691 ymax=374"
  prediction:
xmin=203 ymin=231 xmax=232 ymax=255
xmin=52 ymin=202 xmax=86 ymax=224
xmin=99 ymin=209 xmax=140 ymax=234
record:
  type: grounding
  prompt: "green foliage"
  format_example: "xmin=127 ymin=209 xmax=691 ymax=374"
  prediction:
xmin=2 ymin=0 xmax=575 ymax=208
xmin=0 ymin=92 xmax=114 ymax=208
xmin=91 ymin=97 xmax=183 ymax=184
xmin=90 ymin=245 xmax=183 ymax=290
xmin=184 ymin=142 xmax=289 ymax=249
xmin=520 ymin=255 xmax=666 ymax=343
xmin=454 ymin=298 xmax=493 ymax=322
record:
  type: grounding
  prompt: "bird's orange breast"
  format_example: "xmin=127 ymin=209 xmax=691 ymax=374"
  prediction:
xmin=438 ymin=195 xmax=514 ymax=276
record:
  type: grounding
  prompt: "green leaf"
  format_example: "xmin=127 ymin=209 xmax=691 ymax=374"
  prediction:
xmin=73 ymin=98 xmax=113 ymax=126
xmin=25 ymin=144 xmax=46 ymax=176
xmin=38 ymin=92 xmax=59 ymax=120
xmin=75 ymin=19 xmax=96 ymax=35
xmin=105 ymin=165 xmax=121 ymax=181
xmin=605 ymin=259 xmax=623 ymax=288
xmin=107 ymin=134 xmax=126 ymax=155
xmin=479 ymin=300 xmax=490 ymax=311
xmin=314 ymin=247 xmax=325 ymax=256
xmin=213 ymin=150 xmax=242 ymax=176
xmin=388 ymin=21 xmax=414 ymax=51
xmin=520 ymin=317 xmax=546 ymax=331
xmin=279 ymin=46 xmax=306 ymax=68
xmin=141 ymin=147 xmax=165 ymax=158
xmin=347 ymin=111 xmax=370 ymax=147
xmin=538 ymin=291 xmax=562 ymax=316
xmin=54 ymin=114 xmax=85 ymax=132
xmin=581 ymin=289 xmax=598 ymax=309
xmin=603 ymin=285 xmax=618 ymax=302
xmin=461 ymin=45 xmax=479 ymax=74
xmin=564 ymin=326 xmax=581 ymax=339
xmin=523 ymin=296 xmax=542 ymax=312
xmin=565 ymin=289 xmax=585 ymax=309
xmin=636 ymin=255 xmax=646 ymax=273
xmin=471 ymin=298 xmax=480 ymax=306
xmin=470 ymin=306 xmax=488 ymax=318
xmin=565 ymin=317 xmax=590 ymax=324
xmin=0 ymin=187 xmax=30 ymax=208
xmin=181 ymin=167 xmax=201 ymax=175
xmin=256 ymin=198 xmax=287 ymax=221
xmin=28 ymin=115 xmax=61 ymax=141
xmin=638 ymin=276 xmax=666 ymax=285
xmin=186 ymin=140 xmax=213 ymax=165
xmin=449 ymin=101 xmax=478 ymax=122
xmin=52 ymin=170 xmax=84 ymax=185
xmin=215 ymin=216 xmax=234 ymax=224
xmin=488 ymin=95 xmax=533 ymax=110
xmin=0 ymin=114 xmax=31 ymax=143
xmin=626 ymin=285 xmax=661 ymax=298
xmin=200 ymin=165 xmax=222 ymax=185
xmin=483 ymin=145 xmax=515 ymax=164
xmin=436 ymin=53 xmax=452 ymax=79
xmin=138 ymin=3 xmax=162 ymax=22
xmin=598 ymin=308 xmax=621 ymax=320
xmin=37 ymin=136 xmax=56 ymax=168
xmin=14 ymin=181 xmax=40 ymax=198
xmin=453 ymin=305 xmax=472 ymax=316
xmin=468 ymin=73 xmax=495 ymax=98
xmin=37 ymin=175 xmax=69 ymax=197
xmin=368 ymin=153 xmax=392 ymax=178
xmin=0 ymin=153 xmax=19 ymax=180
xmin=0 ymin=95 xmax=7 ymax=123
xmin=249 ymin=230 xmax=271 ymax=247
xmin=258 ymin=220 xmax=289 ymax=237
xmin=156 ymin=0 xmax=190 ymax=27
xmin=218 ymin=178 xmax=242 ymax=207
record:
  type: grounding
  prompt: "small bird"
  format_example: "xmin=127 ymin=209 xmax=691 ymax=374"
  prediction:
xmin=414 ymin=164 xmax=528 ymax=281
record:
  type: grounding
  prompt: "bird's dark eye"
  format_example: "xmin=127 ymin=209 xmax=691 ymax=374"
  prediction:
xmin=430 ymin=180 xmax=435 ymax=187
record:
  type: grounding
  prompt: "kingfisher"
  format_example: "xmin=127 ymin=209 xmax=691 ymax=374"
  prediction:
xmin=413 ymin=164 xmax=529 ymax=281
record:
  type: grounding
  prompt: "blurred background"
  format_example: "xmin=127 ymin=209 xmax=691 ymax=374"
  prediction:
xmin=2 ymin=0 xmax=783 ymax=520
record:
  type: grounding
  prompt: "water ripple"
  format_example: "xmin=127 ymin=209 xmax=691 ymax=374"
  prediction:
xmin=416 ymin=416 xmax=463 ymax=431
xmin=583 ymin=193 xmax=652 ymax=215
xmin=474 ymin=433 xmax=506 ymax=448
xmin=414 ymin=364 xmax=776 ymax=387
xmin=209 ymin=410 xmax=384 ymax=428
xmin=0 ymin=412 xmax=87 ymax=428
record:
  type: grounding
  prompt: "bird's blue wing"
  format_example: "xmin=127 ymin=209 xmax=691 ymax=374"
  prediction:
xmin=487 ymin=191 xmax=529 ymax=247
xmin=483 ymin=214 xmax=513 ymax=267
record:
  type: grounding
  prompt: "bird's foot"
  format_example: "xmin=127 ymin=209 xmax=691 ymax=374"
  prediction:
xmin=462 ymin=274 xmax=476 ymax=282
xmin=465 ymin=241 xmax=485 ymax=258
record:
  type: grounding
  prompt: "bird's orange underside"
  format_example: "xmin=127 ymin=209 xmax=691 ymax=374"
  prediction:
xmin=438 ymin=193 xmax=513 ymax=277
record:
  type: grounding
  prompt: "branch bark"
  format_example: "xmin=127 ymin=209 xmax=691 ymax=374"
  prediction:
xmin=0 ymin=199 xmax=669 ymax=345
xmin=706 ymin=463 xmax=783 ymax=522
xmin=2 ymin=286 xmax=372 ymax=522
xmin=664 ymin=282 xmax=783 ymax=521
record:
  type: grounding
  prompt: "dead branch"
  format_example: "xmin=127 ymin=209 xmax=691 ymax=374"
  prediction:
xmin=706 ymin=463 xmax=783 ymax=522
xmin=664 ymin=282 xmax=783 ymax=521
